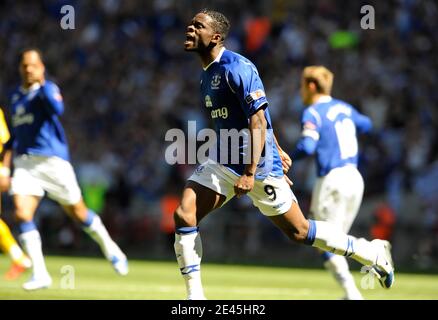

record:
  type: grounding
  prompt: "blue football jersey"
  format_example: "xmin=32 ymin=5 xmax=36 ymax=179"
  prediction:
xmin=292 ymin=96 xmax=372 ymax=176
xmin=200 ymin=48 xmax=283 ymax=180
xmin=7 ymin=80 xmax=70 ymax=161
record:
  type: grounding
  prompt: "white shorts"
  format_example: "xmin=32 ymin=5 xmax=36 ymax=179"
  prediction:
xmin=310 ymin=165 xmax=364 ymax=232
xmin=11 ymin=155 xmax=82 ymax=206
xmin=188 ymin=160 xmax=296 ymax=216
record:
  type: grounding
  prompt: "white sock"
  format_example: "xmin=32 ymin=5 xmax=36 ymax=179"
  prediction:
xmin=19 ymin=230 xmax=49 ymax=278
xmin=174 ymin=228 xmax=205 ymax=300
xmin=324 ymin=255 xmax=363 ymax=299
xmin=309 ymin=220 xmax=377 ymax=266
xmin=83 ymin=215 xmax=122 ymax=260
xmin=9 ymin=244 xmax=25 ymax=261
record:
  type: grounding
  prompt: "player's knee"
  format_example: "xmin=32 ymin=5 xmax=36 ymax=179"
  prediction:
xmin=174 ymin=205 xmax=196 ymax=227
xmin=14 ymin=209 xmax=33 ymax=223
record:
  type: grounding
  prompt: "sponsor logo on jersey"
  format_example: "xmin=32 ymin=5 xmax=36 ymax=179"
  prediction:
xmin=211 ymin=107 xmax=228 ymax=120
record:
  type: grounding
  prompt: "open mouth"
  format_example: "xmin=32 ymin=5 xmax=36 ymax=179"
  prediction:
xmin=185 ymin=34 xmax=195 ymax=43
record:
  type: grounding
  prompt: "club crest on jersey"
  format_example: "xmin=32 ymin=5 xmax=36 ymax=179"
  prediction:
xmin=205 ymin=95 xmax=212 ymax=108
xmin=211 ymin=74 xmax=221 ymax=89
xmin=12 ymin=104 xmax=34 ymax=126
xmin=16 ymin=105 xmax=25 ymax=116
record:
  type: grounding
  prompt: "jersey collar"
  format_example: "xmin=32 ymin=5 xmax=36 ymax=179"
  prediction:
xmin=316 ymin=95 xmax=332 ymax=103
xmin=203 ymin=47 xmax=226 ymax=71
xmin=20 ymin=82 xmax=41 ymax=94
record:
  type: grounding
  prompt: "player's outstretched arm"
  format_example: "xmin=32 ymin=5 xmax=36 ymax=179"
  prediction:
xmin=354 ymin=111 xmax=373 ymax=134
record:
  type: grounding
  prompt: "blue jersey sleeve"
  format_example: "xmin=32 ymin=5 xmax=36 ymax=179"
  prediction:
xmin=352 ymin=108 xmax=372 ymax=134
xmin=291 ymin=108 xmax=320 ymax=160
xmin=39 ymin=81 xmax=64 ymax=116
xmin=226 ymin=61 xmax=268 ymax=117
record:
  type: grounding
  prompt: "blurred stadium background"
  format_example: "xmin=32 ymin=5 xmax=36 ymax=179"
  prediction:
xmin=0 ymin=0 xmax=437 ymax=286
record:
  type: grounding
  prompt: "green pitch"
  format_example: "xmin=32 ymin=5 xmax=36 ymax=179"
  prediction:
xmin=0 ymin=255 xmax=437 ymax=299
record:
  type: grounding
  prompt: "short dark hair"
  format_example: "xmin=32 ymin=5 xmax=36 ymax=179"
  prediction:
xmin=19 ymin=47 xmax=44 ymax=63
xmin=200 ymin=9 xmax=230 ymax=42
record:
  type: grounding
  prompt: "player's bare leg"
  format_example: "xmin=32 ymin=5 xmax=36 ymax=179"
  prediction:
xmin=62 ymin=199 xmax=128 ymax=275
xmin=14 ymin=194 xmax=52 ymax=290
xmin=268 ymin=200 xmax=395 ymax=289
xmin=174 ymin=181 xmax=226 ymax=300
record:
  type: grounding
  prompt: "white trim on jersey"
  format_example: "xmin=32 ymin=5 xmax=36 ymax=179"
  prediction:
xmin=225 ymin=69 xmax=236 ymax=94
xmin=316 ymin=95 xmax=332 ymax=103
xmin=308 ymin=107 xmax=322 ymax=127
xmin=302 ymin=128 xmax=320 ymax=141
xmin=203 ymin=47 xmax=226 ymax=71
xmin=19 ymin=83 xmax=41 ymax=94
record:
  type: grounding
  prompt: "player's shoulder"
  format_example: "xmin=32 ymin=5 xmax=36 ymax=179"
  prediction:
xmin=302 ymin=105 xmax=323 ymax=126
xmin=310 ymin=98 xmax=352 ymax=113
xmin=221 ymin=50 xmax=257 ymax=74
xmin=331 ymin=98 xmax=354 ymax=109
xmin=44 ymin=80 xmax=61 ymax=91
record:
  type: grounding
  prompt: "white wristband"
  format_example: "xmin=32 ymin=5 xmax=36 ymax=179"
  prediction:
xmin=0 ymin=166 xmax=11 ymax=177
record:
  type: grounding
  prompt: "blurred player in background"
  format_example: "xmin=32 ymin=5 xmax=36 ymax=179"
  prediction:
xmin=1 ymin=49 xmax=128 ymax=291
xmin=0 ymin=107 xmax=31 ymax=280
xmin=291 ymin=66 xmax=373 ymax=299
xmin=174 ymin=9 xmax=394 ymax=300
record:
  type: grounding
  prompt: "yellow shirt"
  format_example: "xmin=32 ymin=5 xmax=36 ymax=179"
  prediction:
xmin=0 ymin=108 xmax=10 ymax=167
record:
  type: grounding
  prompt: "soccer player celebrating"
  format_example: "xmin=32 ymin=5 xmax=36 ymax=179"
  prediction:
xmin=291 ymin=66 xmax=373 ymax=299
xmin=0 ymin=107 xmax=31 ymax=280
xmin=174 ymin=9 xmax=394 ymax=300
xmin=2 ymin=49 xmax=128 ymax=291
